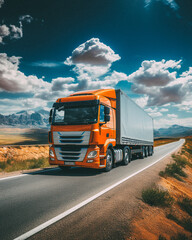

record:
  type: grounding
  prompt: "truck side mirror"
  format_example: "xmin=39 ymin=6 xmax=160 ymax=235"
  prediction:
xmin=49 ymin=109 xmax=53 ymax=124
xmin=104 ymin=106 xmax=110 ymax=115
xmin=104 ymin=115 xmax=110 ymax=122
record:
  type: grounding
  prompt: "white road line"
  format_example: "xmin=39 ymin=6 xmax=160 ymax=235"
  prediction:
xmin=14 ymin=139 xmax=184 ymax=240
xmin=0 ymin=167 xmax=59 ymax=181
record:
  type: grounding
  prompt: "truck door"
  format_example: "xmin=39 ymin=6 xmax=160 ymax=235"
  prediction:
xmin=99 ymin=104 xmax=114 ymax=144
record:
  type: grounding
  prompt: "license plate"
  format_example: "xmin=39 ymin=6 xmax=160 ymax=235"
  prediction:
xmin=64 ymin=162 xmax=75 ymax=166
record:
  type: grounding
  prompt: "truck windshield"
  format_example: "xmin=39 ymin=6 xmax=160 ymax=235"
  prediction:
xmin=52 ymin=104 xmax=98 ymax=125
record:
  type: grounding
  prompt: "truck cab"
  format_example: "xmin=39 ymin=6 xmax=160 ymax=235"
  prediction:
xmin=49 ymin=89 xmax=117 ymax=171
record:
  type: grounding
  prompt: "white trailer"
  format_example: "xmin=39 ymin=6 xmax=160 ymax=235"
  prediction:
xmin=115 ymin=89 xmax=154 ymax=159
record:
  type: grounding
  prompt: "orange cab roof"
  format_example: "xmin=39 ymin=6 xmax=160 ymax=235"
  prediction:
xmin=70 ymin=89 xmax=116 ymax=99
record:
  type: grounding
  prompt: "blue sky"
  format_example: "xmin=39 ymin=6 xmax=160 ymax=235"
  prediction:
xmin=0 ymin=0 xmax=192 ymax=128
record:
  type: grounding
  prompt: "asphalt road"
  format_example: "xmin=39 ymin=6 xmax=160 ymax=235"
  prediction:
xmin=0 ymin=139 xmax=184 ymax=240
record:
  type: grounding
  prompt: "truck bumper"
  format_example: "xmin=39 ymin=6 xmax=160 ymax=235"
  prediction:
xmin=49 ymin=145 xmax=106 ymax=169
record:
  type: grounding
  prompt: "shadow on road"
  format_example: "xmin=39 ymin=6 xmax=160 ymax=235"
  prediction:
xmin=24 ymin=166 xmax=103 ymax=177
xmin=23 ymin=154 xmax=142 ymax=177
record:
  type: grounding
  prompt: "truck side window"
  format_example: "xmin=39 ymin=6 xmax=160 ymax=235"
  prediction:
xmin=100 ymin=105 xmax=105 ymax=122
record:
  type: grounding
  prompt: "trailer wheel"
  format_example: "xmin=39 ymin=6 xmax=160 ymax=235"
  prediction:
xmin=105 ymin=148 xmax=113 ymax=172
xmin=59 ymin=166 xmax=71 ymax=171
xmin=149 ymin=146 xmax=153 ymax=156
xmin=145 ymin=146 xmax=149 ymax=158
xmin=140 ymin=147 xmax=145 ymax=159
xmin=123 ymin=147 xmax=130 ymax=165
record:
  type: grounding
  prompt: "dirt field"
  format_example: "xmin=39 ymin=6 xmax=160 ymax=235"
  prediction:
xmin=0 ymin=128 xmax=48 ymax=145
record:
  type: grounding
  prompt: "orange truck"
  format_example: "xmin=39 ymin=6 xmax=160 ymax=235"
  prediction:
xmin=48 ymin=89 xmax=154 ymax=172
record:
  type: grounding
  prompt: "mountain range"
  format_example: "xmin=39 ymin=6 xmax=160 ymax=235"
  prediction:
xmin=0 ymin=110 xmax=49 ymax=128
xmin=0 ymin=111 xmax=192 ymax=137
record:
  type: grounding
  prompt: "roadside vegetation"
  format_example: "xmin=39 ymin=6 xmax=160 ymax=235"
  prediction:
xmin=0 ymin=157 xmax=49 ymax=172
xmin=154 ymin=138 xmax=180 ymax=147
xmin=0 ymin=145 xmax=50 ymax=173
xmin=137 ymin=136 xmax=192 ymax=239
xmin=142 ymin=187 xmax=173 ymax=207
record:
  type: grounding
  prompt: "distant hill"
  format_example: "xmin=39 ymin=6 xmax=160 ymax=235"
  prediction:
xmin=0 ymin=110 xmax=49 ymax=128
xmin=154 ymin=124 xmax=192 ymax=138
xmin=0 ymin=111 xmax=192 ymax=138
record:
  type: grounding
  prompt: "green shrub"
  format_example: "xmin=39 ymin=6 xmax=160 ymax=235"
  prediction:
xmin=172 ymin=155 xmax=188 ymax=168
xmin=178 ymin=198 xmax=192 ymax=217
xmin=142 ymin=187 xmax=173 ymax=207
xmin=160 ymin=162 xmax=187 ymax=181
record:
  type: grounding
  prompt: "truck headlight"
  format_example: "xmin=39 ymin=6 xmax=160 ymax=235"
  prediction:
xmin=49 ymin=149 xmax=54 ymax=157
xmin=87 ymin=150 xmax=97 ymax=159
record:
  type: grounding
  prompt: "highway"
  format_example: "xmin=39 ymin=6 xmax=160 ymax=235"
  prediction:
xmin=0 ymin=139 xmax=184 ymax=240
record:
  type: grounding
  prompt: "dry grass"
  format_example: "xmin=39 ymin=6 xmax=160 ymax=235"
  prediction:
xmin=0 ymin=145 xmax=49 ymax=172
xmin=154 ymin=138 xmax=180 ymax=147
xmin=130 ymin=136 xmax=192 ymax=240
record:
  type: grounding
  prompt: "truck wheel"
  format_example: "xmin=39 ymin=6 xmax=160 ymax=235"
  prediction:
xmin=59 ymin=166 xmax=71 ymax=171
xmin=123 ymin=147 xmax=130 ymax=165
xmin=145 ymin=146 xmax=148 ymax=158
xmin=105 ymin=149 xmax=113 ymax=172
xmin=149 ymin=146 xmax=153 ymax=156
xmin=140 ymin=147 xmax=145 ymax=159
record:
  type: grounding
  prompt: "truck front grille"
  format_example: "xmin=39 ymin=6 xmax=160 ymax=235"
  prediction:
xmin=54 ymin=145 xmax=88 ymax=161
xmin=53 ymin=131 xmax=90 ymax=145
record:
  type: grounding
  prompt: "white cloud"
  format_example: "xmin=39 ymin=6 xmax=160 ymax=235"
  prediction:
xmin=0 ymin=0 xmax=4 ymax=8
xmin=0 ymin=15 xmax=33 ymax=44
xmin=31 ymin=61 xmax=63 ymax=68
xmin=149 ymin=112 xmax=163 ymax=118
xmin=9 ymin=23 xmax=23 ymax=39
xmin=19 ymin=15 xmax=33 ymax=23
xmin=160 ymin=108 xmax=168 ymax=112
xmin=128 ymin=59 xmax=192 ymax=107
xmin=145 ymin=0 xmax=179 ymax=11
xmin=0 ymin=53 xmax=49 ymax=92
xmin=51 ymin=77 xmax=76 ymax=91
xmin=134 ymin=96 xmax=148 ymax=108
xmin=0 ymin=23 xmax=23 ymax=43
xmin=0 ymin=98 xmax=48 ymax=115
xmin=167 ymin=113 xmax=177 ymax=118
xmin=154 ymin=117 xmax=192 ymax=129
xmin=0 ymin=25 xmax=10 ymax=43
xmin=65 ymin=38 xmax=120 ymax=67
xmin=128 ymin=59 xmax=181 ymax=87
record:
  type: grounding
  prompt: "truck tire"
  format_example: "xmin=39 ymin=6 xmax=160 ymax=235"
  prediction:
xmin=105 ymin=148 xmax=113 ymax=172
xmin=145 ymin=146 xmax=148 ymax=158
xmin=140 ymin=146 xmax=145 ymax=159
xmin=123 ymin=147 xmax=130 ymax=165
xmin=59 ymin=166 xmax=71 ymax=171
xmin=149 ymin=146 xmax=153 ymax=156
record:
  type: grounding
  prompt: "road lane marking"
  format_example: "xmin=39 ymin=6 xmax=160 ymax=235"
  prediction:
xmin=0 ymin=167 xmax=59 ymax=181
xmin=14 ymin=139 xmax=184 ymax=240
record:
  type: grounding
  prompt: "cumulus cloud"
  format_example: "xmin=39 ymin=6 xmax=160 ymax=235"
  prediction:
xmin=65 ymin=38 xmax=120 ymax=67
xmin=0 ymin=25 xmax=10 ymax=43
xmin=167 ymin=113 xmax=177 ymax=118
xmin=160 ymin=108 xmax=168 ymax=112
xmin=0 ymin=23 xmax=23 ymax=43
xmin=9 ymin=23 xmax=23 ymax=39
xmin=19 ymin=15 xmax=33 ymax=23
xmin=59 ymin=38 xmax=125 ymax=93
xmin=145 ymin=0 xmax=179 ymax=11
xmin=0 ymin=0 xmax=4 ymax=8
xmin=0 ymin=53 xmax=49 ymax=92
xmin=128 ymin=59 xmax=181 ymax=87
xmin=0 ymin=98 xmax=48 ymax=115
xmin=128 ymin=59 xmax=191 ymax=106
xmin=0 ymin=15 xmax=33 ymax=44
